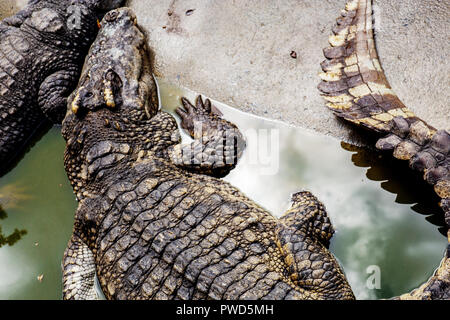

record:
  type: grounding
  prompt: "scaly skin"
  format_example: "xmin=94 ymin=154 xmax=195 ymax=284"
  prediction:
xmin=318 ymin=0 xmax=449 ymax=299
xmin=61 ymin=8 xmax=354 ymax=300
xmin=0 ymin=0 xmax=124 ymax=173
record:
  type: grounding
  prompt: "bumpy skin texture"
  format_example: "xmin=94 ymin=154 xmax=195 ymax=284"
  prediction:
xmin=318 ymin=0 xmax=449 ymax=300
xmin=0 ymin=0 xmax=124 ymax=172
xmin=61 ymin=8 xmax=355 ymax=300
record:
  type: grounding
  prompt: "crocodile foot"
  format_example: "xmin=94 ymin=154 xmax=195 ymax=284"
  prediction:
xmin=176 ymin=96 xmax=223 ymax=138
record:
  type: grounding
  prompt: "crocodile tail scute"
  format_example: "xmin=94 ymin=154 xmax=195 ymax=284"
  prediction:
xmin=318 ymin=0 xmax=419 ymax=132
xmin=318 ymin=0 xmax=449 ymax=223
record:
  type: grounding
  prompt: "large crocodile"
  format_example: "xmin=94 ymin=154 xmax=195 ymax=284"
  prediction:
xmin=318 ymin=0 xmax=449 ymax=299
xmin=61 ymin=8 xmax=355 ymax=300
xmin=60 ymin=2 xmax=449 ymax=300
xmin=0 ymin=0 xmax=124 ymax=173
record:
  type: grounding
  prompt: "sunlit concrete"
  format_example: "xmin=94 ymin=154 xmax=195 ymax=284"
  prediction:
xmin=127 ymin=0 xmax=449 ymax=144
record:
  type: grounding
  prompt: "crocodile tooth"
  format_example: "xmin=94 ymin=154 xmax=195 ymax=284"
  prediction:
xmin=71 ymin=91 xmax=82 ymax=114
xmin=104 ymin=85 xmax=116 ymax=108
xmin=71 ymin=103 xmax=79 ymax=115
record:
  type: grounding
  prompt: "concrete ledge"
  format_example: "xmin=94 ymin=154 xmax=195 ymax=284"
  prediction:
xmin=128 ymin=0 xmax=449 ymax=144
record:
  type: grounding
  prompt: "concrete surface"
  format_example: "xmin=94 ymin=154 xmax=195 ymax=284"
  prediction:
xmin=127 ymin=0 xmax=449 ymax=144
xmin=0 ymin=0 xmax=19 ymax=20
xmin=2 ymin=0 xmax=449 ymax=144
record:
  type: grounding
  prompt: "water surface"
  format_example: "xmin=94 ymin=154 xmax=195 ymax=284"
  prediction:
xmin=0 ymin=129 xmax=76 ymax=300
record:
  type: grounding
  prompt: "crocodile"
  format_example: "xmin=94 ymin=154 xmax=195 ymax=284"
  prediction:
xmin=0 ymin=0 xmax=124 ymax=173
xmin=61 ymin=7 xmax=355 ymax=300
xmin=318 ymin=0 xmax=449 ymax=299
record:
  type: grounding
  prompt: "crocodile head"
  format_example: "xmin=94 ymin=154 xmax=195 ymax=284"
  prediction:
xmin=62 ymin=7 xmax=160 ymax=191
xmin=65 ymin=7 xmax=158 ymax=119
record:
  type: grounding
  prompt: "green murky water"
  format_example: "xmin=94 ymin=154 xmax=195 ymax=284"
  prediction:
xmin=0 ymin=80 xmax=446 ymax=300
xmin=0 ymin=129 xmax=76 ymax=300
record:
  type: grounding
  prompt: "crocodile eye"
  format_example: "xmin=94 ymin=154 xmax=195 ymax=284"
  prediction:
xmin=84 ymin=92 xmax=93 ymax=99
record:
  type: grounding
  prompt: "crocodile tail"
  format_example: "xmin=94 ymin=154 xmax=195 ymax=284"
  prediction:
xmin=319 ymin=0 xmax=450 ymax=299
xmin=318 ymin=0 xmax=449 ymax=224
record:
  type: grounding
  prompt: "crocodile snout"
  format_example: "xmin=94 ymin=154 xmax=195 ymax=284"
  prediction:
xmin=101 ymin=7 xmax=137 ymax=27
xmin=71 ymin=69 xmax=123 ymax=116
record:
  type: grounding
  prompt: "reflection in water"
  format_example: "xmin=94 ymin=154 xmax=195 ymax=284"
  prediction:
xmin=0 ymin=184 xmax=31 ymax=248
xmin=0 ymin=207 xmax=27 ymax=248
xmin=0 ymin=123 xmax=52 ymax=178
xmin=341 ymin=142 xmax=446 ymax=235
xmin=0 ymin=129 xmax=76 ymax=300
xmin=0 ymin=184 xmax=32 ymax=209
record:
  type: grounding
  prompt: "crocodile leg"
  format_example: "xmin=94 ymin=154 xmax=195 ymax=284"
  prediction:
xmin=280 ymin=191 xmax=335 ymax=248
xmin=276 ymin=191 xmax=355 ymax=300
xmin=168 ymin=95 xmax=246 ymax=178
xmin=38 ymin=69 xmax=80 ymax=123
xmin=62 ymin=233 xmax=99 ymax=300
